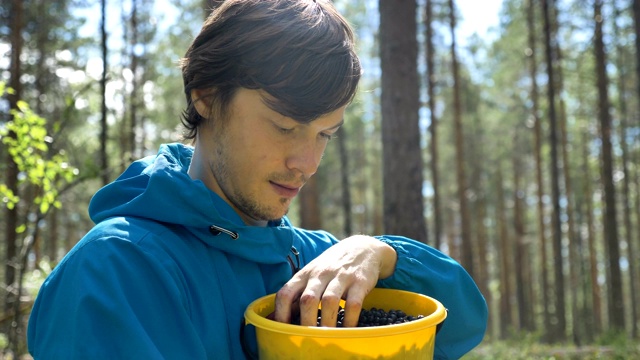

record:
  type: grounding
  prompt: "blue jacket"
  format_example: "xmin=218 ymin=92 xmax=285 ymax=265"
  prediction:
xmin=27 ymin=143 xmax=487 ymax=359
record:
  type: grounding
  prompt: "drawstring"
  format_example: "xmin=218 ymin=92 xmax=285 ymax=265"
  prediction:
xmin=208 ymin=226 xmax=299 ymax=276
xmin=286 ymin=246 xmax=300 ymax=275
xmin=208 ymin=224 xmax=239 ymax=239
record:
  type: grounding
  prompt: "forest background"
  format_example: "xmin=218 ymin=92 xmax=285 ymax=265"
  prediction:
xmin=2 ymin=0 xmax=640 ymax=358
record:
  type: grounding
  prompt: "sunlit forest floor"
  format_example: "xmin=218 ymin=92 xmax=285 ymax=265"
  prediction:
xmin=464 ymin=340 xmax=640 ymax=359
xmin=465 ymin=345 xmax=640 ymax=359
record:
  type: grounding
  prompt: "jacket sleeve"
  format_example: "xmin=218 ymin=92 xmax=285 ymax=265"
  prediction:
xmin=27 ymin=236 xmax=208 ymax=360
xmin=375 ymin=236 xmax=488 ymax=360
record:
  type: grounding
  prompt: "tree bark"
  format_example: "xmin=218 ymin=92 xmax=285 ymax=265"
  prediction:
xmin=581 ymin=129 xmax=602 ymax=336
xmin=425 ymin=0 xmax=442 ymax=249
xmin=496 ymin=166 xmax=513 ymax=338
xmin=4 ymin=0 xmax=24 ymax=315
xmin=129 ymin=0 xmax=139 ymax=161
xmin=527 ymin=0 xmax=549 ymax=336
xmin=513 ymin=132 xmax=533 ymax=331
xmin=594 ymin=0 xmax=625 ymax=331
xmin=634 ymin=0 xmax=640 ymax=120
xmin=470 ymin=114 xmax=490 ymax=328
xmin=631 ymin=1 xmax=640 ymax=336
xmin=47 ymin=209 xmax=59 ymax=263
xmin=337 ymin=127 xmax=353 ymax=236
xmin=100 ymin=0 xmax=109 ymax=185
xmin=298 ymin=175 xmax=322 ymax=230
xmin=379 ymin=0 xmax=428 ymax=244
xmin=447 ymin=0 xmax=473 ymax=275
xmin=119 ymin=4 xmax=129 ymax=173
xmin=613 ymin=2 xmax=638 ymax=338
xmin=549 ymin=3 xmax=580 ymax=342
xmin=541 ymin=0 xmax=566 ymax=341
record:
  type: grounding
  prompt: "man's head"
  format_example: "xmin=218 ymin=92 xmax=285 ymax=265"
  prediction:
xmin=180 ymin=0 xmax=362 ymax=139
xmin=183 ymin=0 xmax=360 ymax=226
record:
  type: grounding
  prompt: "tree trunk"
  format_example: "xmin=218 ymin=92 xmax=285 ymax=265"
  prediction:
xmin=496 ymin=166 xmax=513 ymax=338
xmin=613 ymin=2 xmax=638 ymax=338
xmin=474 ymin=179 xmax=492 ymax=335
xmin=379 ymin=0 xmax=428 ymax=243
xmin=47 ymin=208 xmax=59 ymax=263
xmin=513 ymin=132 xmax=533 ymax=331
xmin=527 ymin=0 xmax=549 ymax=335
xmin=631 ymin=0 xmax=640 ymax=337
xmin=594 ymin=0 xmax=625 ymax=332
xmin=635 ymin=150 xmax=640 ymax=337
xmin=298 ymin=176 xmax=322 ymax=230
xmin=559 ymin=94 xmax=581 ymax=344
xmin=425 ymin=0 xmax=442 ymax=249
xmin=447 ymin=0 xmax=473 ymax=275
xmin=581 ymin=129 xmax=602 ymax=336
xmin=549 ymin=3 xmax=580 ymax=341
xmin=337 ymin=127 xmax=353 ymax=236
xmin=4 ymin=0 xmax=24 ymax=315
xmin=446 ymin=206 xmax=459 ymax=260
xmin=31 ymin=0 xmax=47 ymax=266
xmin=470 ymin=112 xmax=490 ymax=327
xmin=541 ymin=0 xmax=566 ymax=341
xmin=129 ymin=0 xmax=139 ymax=162
xmin=100 ymin=0 xmax=109 ymax=185
xmin=634 ymin=0 xmax=640 ymax=120
xmin=119 ymin=3 xmax=129 ymax=173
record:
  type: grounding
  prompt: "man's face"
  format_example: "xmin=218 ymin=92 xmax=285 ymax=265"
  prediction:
xmin=189 ymin=88 xmax=346 ymax=226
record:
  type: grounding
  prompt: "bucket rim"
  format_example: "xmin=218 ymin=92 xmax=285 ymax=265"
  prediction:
xmin=244 ymin=288 xmax=447 ymax=338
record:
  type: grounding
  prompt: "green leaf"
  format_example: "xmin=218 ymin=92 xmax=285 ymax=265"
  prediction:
xmin=16 ymin=224 xmax=26 ymax=234
xmin=40 ymin=201 xmax=50 ymax=214
xmin=16 ymin=100 xmax=29 ymax=112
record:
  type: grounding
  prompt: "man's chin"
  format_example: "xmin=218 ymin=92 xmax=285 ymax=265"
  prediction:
xmin=267 ymin=206 xmax=289 ymax=222
xmin=248 ymin=203 xmax=289 ymax=224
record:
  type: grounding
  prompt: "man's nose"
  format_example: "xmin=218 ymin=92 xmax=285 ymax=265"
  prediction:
xmin=285 ymin=140 xmax=323 ymax=178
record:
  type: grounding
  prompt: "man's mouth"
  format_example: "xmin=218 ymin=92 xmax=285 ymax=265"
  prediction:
xmin=270 ymin=181 xmax=301 ymax=198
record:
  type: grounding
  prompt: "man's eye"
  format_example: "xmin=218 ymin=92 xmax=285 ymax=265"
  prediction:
xmin=320 ymin=133 xmax=336 ymax=141
xmin=278 ymin=126 xmax=294 ymax=134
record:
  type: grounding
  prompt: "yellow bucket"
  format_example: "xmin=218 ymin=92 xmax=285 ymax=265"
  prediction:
xmin=243 ymin=288 xmax=447 ymax=359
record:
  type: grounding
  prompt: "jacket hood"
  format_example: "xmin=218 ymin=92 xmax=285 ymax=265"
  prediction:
xmin=88 ymin=143 xmax=295 ymax=264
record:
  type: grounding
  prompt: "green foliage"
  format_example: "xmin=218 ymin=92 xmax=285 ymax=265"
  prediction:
xmin=463 ymin=331 xmax=640 ymax=359
xmin=0 ymin=82 xmax=79 ymax=215
xmin=0 ymin=333 xmax=8 ymax=351
xmin=595 ymin=329 xmax=633 ymax=349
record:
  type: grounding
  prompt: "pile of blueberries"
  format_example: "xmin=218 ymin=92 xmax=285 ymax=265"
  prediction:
xmin=355 ymin=307 xmax=424 ymax=327
xmin=292 ymin=306 xmax=424 ymax=327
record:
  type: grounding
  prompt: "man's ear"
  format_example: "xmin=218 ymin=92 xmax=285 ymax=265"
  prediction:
xmin=191 ymin=88 xmax=211 ymax=119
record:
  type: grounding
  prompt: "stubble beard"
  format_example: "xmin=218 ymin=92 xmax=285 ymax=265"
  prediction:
xmin=211 ymin=139 xmax=291 ymax=223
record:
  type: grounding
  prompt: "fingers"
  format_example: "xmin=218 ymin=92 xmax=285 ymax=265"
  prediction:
xmin=341 ymin=287 xmax=368 ymax=327
xmin=298 ymin=277 xmax=328 ymax=326
xmin=276 ymin=282 xmax=370 ymax=327
xmin=274 ymin=280 xmax=302 ymax=324
xmin=277 ymin=275 xmax=349 ymax=327
xmin=315 ymin=280 xmax=369 ymax=328
xmin=318 ymin=283 xmax=343 ymax=327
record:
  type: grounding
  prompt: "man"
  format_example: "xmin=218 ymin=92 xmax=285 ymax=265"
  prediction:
xmin=27 ymin=0 xmax=487 ymax=358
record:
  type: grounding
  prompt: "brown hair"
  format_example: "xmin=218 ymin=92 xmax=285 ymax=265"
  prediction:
xmin=179 ymin=0 xmax=362 ymax=140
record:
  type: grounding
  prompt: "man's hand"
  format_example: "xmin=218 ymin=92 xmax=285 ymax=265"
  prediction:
xmin=274 ymin=235 xmax=397 ymax=327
